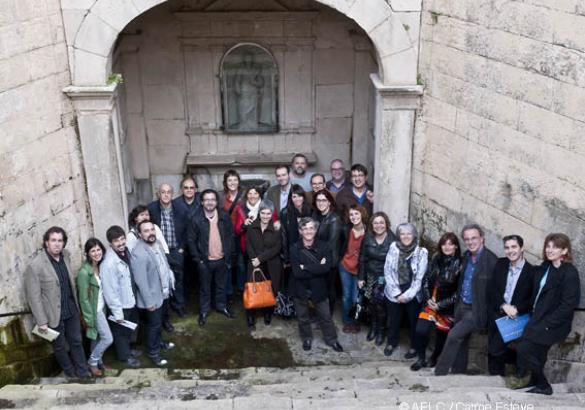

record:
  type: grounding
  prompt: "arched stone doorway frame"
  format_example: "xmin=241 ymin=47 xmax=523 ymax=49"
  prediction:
xmin=63 ymin=0 xmax=422 ymax=239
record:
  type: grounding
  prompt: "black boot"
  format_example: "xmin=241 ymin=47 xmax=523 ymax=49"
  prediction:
xmin=246 ymin=313 xmax=256 ymax=330
xmin=366 ymin=325 xmax=376 ymax=341
xmin=375 ymin=327 xmax=385 ymax=346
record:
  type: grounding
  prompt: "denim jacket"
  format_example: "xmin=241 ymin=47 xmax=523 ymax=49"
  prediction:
xmin=100 ymin=248 xmax=135 ymax=320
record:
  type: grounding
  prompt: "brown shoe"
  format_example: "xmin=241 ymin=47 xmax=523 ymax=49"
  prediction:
xmin=342 ymin=324 xmax=352 ymax=333
xmin=352 ymin=324 xmax=361 ymax=333
xmin=89 ymin=365 xmax=103 ymax=377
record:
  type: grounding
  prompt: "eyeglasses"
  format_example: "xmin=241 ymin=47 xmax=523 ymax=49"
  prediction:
xmin=331 ymin=167 xmax=344 ymax=171
xmin=183 ymin=186 xmax=196 ymax=190
xmin=316 ymin=198 xmax=329 ymax=203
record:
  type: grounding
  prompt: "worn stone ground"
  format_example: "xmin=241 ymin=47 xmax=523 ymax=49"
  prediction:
xmin=1 ymin=301 xmax=583 ymax=409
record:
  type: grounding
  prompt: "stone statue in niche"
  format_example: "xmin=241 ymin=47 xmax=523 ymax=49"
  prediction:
xmin=234 ymin=53 xmax=265 ymax=130
xmin=222 ymin=44 xmax=278 ymax=133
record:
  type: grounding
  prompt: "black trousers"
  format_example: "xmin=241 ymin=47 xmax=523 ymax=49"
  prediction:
xmin=414 ymin=317 xmax=448 ymax=362
xmin=488 ymin=319 xmax=517 ymax=376
xmin=51 ymin=310 xmax=88 ymax=378
xmin=111 ymin=307 xmax=138 ymax=361
xmin=435 ymin=304 xmax=475 ymax=375
xmin=167 ymin=250 xmax=185 ymax=311
xmin=294 ymin=298 xmax=338 ymax=345
xmin=386 ymin=296 xmax=421 ymax=348
xmin=199 ymin=259 xmax=228 ymax=314
xmin=517 ymin=339 xmax=552 ymax=388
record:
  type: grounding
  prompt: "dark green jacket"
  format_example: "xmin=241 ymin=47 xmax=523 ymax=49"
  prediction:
xmin=76 ymin=262 xmax=100 ymax=340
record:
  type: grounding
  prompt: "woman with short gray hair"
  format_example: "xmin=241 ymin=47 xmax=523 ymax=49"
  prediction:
xmin=383 ymin=223 xmax=428 ymax=358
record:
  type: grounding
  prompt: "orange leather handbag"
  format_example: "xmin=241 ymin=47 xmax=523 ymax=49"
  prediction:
xmin=243 ymin=268 xmax=276 ymax=309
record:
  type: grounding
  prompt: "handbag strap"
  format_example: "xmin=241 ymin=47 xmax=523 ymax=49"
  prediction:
xmin=251 ymin=268 xmax=268 ymax=283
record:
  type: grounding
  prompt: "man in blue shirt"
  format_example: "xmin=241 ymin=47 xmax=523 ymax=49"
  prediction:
xmin=435 ymin=224 xmax=497 ymax=375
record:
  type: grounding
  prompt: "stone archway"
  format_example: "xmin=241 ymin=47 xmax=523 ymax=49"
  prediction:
xmin=62 ymin=0 xmax=422 ymax=237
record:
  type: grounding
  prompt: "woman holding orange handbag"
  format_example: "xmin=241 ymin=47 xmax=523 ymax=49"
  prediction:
xmin=244 ymin=201 xmax=281 ymax=330
xmin=410 ymin=232 xmax=462 ymax=371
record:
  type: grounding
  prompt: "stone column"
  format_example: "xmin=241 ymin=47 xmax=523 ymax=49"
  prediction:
xmin=371 ymin=74 xmax=423 ymax=230
xmin=63 ymin=84 xmax=128 ymax=240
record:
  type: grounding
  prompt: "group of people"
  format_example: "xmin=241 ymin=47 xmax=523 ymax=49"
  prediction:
xmin=23 ymin=154 xmax=580 ymax=397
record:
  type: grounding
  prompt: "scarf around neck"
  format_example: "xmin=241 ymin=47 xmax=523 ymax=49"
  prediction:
xmin=246 ymin=200 xmax=261 ymax=220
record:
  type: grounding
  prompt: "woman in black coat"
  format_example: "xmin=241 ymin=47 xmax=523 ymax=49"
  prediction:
xmin=358 ymin=211 xmax=396 ymax=345
xmin=313 ymin=189 xmax=342 ymax=314
xmin=514 ymin=233 xmax=580 ymax=395
xmin=280 ymin=184 xmax=313 ymax=266
xmin=245 ymin=201 xmax=282 ymax=330
xmin=410 ymin=232 xmax=462 ymax=371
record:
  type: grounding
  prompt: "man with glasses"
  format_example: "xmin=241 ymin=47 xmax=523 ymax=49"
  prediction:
xmin=306 ymin=173 xmax=328 ymax=205
xmin=173 ymin=175 xmax=201 ymax=308
xmin=173 ymin=175 xmax=200 ymax=219
xmin=435 ymin=224 xmax=498 ymax=376
xmin=186 ymin=189 xmax=235 ymax=326
xmin=326 ymin=159 xmax=348 ymax=193
xmin=335 ymin=163 xmax=374 ymax=222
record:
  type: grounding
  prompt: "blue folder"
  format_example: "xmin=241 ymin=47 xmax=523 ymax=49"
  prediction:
xmin=495 ymin=314 xmax=531 ymax=343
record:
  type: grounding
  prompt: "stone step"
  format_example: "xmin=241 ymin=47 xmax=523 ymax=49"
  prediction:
xmin=2 ymin=363 xmax=583 ymax=409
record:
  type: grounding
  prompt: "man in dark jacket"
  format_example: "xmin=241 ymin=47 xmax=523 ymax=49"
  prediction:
xmin=486 ymin=235 xmax=533 ymax=376
xmin=289 ymin=217 xmax=343 ymax=352
xmin=264 ymin=165 xmax=291 ymax=214
xmin=148 ymin=183 xmax=188 ymax=318
xmin=24 ymin=227 xmax=88 ymax=379
xmin=335 ymin=164 xmax=373 ymax=223
xmin=187 ymin=189 xmax=234 ymax=326
xmin=435 ymin=224 xmax=498 ymax=375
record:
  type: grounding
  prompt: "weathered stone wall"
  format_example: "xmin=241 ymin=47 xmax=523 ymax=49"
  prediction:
xmin=0 ymin=0 xmax=91 ymax=328
xmin=414 ymin=0 xmax=585 ymax=379
xmin=414 ymin=0 xmax=585 ymax=300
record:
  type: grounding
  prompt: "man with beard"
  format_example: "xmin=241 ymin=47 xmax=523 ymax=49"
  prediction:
xmin=187 ymin=189 xmax=234 ymax=326
xmin=101 ymin=226 xmax=140 ymax=368
xmin=24 ymin=226 xmax=89 ymax=379
xmin=335 ymin=164 xmax=373 ymax=223
xmin=132 ymin=221 xmax=175 ymax=366
xmin=289 ymin=153 xmax=313 ymax=192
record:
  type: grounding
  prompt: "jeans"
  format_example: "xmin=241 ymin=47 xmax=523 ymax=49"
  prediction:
xmin=88 ymin=309 xmax=114 ymax=367
xmin=110 ymin=307 xmax=138 ymax=362
xmin=51 ymin=310 xmax=88 ymax=378
xmin=141 ymin=305 xmax=163 ymax=359
xmin=199 ymin=259 xmax=228 ymax=314
xmin=339 ymin=264 xmax=359 ymax=325
xmin=167 ymin=250 xmax=185 ymax=311
xmin=294 ymin=298 xmax=338 ymax=345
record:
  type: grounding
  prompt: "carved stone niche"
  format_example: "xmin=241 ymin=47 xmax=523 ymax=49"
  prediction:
xmin=177 ymin=11 xmax=318 ymax=169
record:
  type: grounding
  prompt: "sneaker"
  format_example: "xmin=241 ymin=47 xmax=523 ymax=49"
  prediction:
xmin=151 ymin=356 xmax=168 ymax=367
xmin=125 ymin=357 xmax=140 ymax=368
xmin=161 ymin=341 xmax=175 ymax=350
xmin=88 ymin=365 xmax=103 ymax=377
xmin=302 ymin=339 xmax=312 ymax=351
xmin=130 ymin=349 xmax=143 ymax=358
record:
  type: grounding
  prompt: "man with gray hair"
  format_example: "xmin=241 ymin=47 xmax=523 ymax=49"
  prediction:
xmin=435 ymin=223 xmax=497 ymax=375
xmin=289 ymin=217 xmax=343 ymax=353
xmin=148 ymin=183 xmax=188 ymax=323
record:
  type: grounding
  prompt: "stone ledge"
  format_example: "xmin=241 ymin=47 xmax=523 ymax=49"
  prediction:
xmin=186 ymin=152 xmax=317 ymax=168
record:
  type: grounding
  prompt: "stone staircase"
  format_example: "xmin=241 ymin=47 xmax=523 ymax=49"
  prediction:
xmin=1 ymin=362 xmax=584 ymax=409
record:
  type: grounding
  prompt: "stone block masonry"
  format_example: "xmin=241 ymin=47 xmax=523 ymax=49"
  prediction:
xmin=415 ymin=0 xmax=585 ymax=382
xmin=0 ymin=0 xmax=91 ymax=330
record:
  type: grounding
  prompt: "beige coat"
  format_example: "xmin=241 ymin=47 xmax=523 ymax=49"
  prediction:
xmin=24 ymin=250 xmax=79 ymax=328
